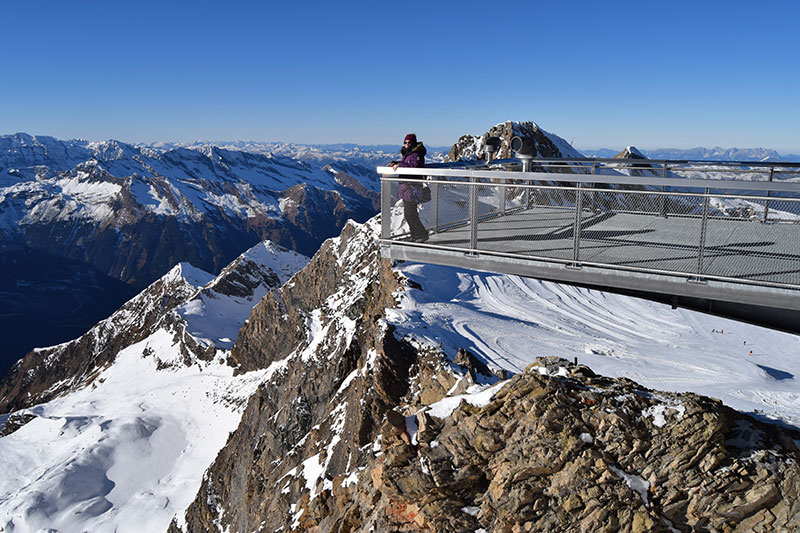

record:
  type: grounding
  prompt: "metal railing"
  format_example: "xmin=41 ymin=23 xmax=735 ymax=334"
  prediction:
xmin=379 ymin=160 xmax=800 ymax=292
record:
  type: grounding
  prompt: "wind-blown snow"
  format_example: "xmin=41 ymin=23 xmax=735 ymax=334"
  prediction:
xmin=0 ymin=331 xmax=271 ymax=533
xmin=387 ymin=262 xmax=800 ymax=428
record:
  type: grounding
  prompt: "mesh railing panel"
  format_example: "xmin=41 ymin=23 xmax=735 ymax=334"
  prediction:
xmin=384 ymin=174 xmax=800 ymax=289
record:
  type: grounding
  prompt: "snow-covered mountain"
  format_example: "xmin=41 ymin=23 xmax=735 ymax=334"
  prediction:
xmin=141 ymin=140 xmax=449 ymax=171
xmin=0 ymin=133 xmax=385 ymax=374
xmin=581 ymin=146 xmax=790 ymax=162
xmin=0 ymin=133 xmax=380 ymax=280
xmin=0 ymin=239 xmax=309 ymax=532
xmin=2 ymin=216 xmax=799 ymax=532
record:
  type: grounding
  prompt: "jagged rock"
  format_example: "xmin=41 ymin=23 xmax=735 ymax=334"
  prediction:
xmin=446 ymin=120 xmax=581 ymax=162
xmin=0 ymin=412 xmax=37 ymax=437
xmin=170 ymin=216 xmax=800 ymax=533
xmin=365 ymin=358 xmax=800 ymax=532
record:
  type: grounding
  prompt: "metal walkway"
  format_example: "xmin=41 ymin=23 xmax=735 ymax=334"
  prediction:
xmin=379 ymin=159 xmax=800 ymax=333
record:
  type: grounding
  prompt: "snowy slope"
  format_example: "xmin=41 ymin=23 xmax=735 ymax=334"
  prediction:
xmin=0 ymin=240 xmax=309 ymax=533
xmin=177 ymin=241 xmax=309 ymax=350
xmin=387 ymin=262 xmax=800 ymax=429
xmin=0 ymin=335 xmax=271 ymax=533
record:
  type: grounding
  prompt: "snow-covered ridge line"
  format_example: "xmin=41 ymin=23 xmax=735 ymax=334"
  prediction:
xmin=0 ymin=235 xmax=312 ymax=533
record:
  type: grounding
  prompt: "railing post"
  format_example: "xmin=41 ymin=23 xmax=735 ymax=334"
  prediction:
xmin=660 ymin=163 xmax=668 ymax=217
xmin=572 ymin=182 xmax=583 ymax=263
xmin=500 ymin=178 xmax=507 ymax=216
xmin=469 ymin=176 xmax=479 ymax=252
xmin=697 ymin=187 xmax=710 ymax=275
xmin=591 ymin=161 xmax=598 ymax=212
xmin=524 ymin=171 xmax=531 ymax=208
xmin=762 ymin=167 xmax=774 ymax=223
xmin=432 ymin=180 xmax=440 ymax=232
xmin=381 ymin=176 xmax=392 ymax=240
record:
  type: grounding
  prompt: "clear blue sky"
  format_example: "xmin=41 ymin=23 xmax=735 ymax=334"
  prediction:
xmin=2 ymin=0 xmax=798 ymax=152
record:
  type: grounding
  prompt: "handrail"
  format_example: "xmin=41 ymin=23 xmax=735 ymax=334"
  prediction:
xmin=378 ymin=166 xmax=800 ymax=194
xmin=379 ymin=159 xmax=800 ymax=302
xmin=504 ymin=157 xmax=800 ymax=168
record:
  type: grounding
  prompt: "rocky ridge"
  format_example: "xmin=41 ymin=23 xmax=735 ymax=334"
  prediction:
xmin=0 ymin=240 xmax=307 ymax=414
xmin=169 ymin=219 xmax=800 ymax=532
xmin=446 ymin=121 xmax=584 ymax=162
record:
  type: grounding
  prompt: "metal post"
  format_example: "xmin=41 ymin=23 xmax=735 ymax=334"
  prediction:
xmin=762 ymin=167 xmax=774 ymax=223
xmin=660 ymin=163 xmax=668 ymax=217
xmin=432 ymin=180 xmax=440 ymax=232
xmin=381 ymin=177 xmax=392 ymax=240
xmin=697 ymin=188 xmax=710 ymax=275
xmin=572 ymin=182 xmax=583 ymax=263
xmin=500 ymin=178 xmax=507 ymax=216
xmin=591 ymin=161 xmax=598 ymax=212
xmin=469 ymin=176 xmax=479 ymax=253
xmin=525 ymin=181 xmax=531 ymax=208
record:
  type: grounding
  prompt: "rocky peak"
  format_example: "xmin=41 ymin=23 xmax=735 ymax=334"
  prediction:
xmin=0 ymin=239 xmax=309 ymax=413
xmin=612 ymin=145 xmax=659 ymax=177
xmin=446 ymin=120 xmax=584 ymax=162
xmin=0 ymin=261 xmax=207 ymax=412
xmin=169 ymin=217 xmax=800 ymax=532
xmin=615 ymin=145 xmax=648 ymax=159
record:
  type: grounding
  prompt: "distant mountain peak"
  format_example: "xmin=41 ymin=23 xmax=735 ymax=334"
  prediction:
xmin=615 ymin=146 xmax=647 ymax=159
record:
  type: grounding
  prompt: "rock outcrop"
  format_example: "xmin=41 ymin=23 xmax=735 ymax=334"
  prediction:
xmin=170 ymin=220 xmax=800 ymax=532
xmin=446 ymin=121 xmax=583 ymax=162
xmin=368 ymin=359 xmax=800 ymax=532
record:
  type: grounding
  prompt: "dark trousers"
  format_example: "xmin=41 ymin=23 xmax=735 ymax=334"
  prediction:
xmin=403 ymin=200 xmax=427 ymax=239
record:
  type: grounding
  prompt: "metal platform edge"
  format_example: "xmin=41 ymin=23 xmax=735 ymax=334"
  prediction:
xmin=382 ymin=241 xmax=800 ymax=335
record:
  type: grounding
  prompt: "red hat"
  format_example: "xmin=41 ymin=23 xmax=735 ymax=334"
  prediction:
xmin=404 ymin=133 xmax=417 ymax=143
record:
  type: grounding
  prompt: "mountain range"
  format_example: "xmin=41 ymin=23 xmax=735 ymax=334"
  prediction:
xmin=580 ymin=146 xmax=799 ymax=161
xmin=2 ymin=122 xmax=800 ymax=531
xmin=2 ymin=128 xmax=797 ymax=376
xmin=0 ymin=134 xmax=406 ymax=374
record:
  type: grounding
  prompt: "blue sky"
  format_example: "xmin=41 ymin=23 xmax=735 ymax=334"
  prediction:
xmin=2 ymin=1 xmax=798 ymax=152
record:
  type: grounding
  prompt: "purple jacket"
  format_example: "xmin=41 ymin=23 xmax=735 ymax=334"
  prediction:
xmin=398 ymin=142 xmax=426 ymax=169
xmin=397 ymin=142 xmax=426 ymax=202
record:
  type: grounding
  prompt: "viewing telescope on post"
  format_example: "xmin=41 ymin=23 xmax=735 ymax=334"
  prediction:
xmin=483 ymin=136 xmax=501 ymax=164
xmin=511 ymin=136 xmax=537 ymax=171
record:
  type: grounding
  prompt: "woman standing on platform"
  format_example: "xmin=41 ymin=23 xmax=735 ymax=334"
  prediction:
xmin=390 ymin=133 xmax=428 ymax=242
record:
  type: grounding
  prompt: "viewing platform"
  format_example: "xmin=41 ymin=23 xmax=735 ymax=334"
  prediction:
xmin=379 ymin=158 xmax=800 ymax=333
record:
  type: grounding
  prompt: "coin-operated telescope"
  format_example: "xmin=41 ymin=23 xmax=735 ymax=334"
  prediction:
xmin=511 ymin=136 xmax=537 ymax=171
xmin=483 ymin=136 xmax=502 ymax=164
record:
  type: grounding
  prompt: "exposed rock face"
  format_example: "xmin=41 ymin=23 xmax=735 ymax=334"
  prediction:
xmin=0 ymin=263 xmax=202 ymax=413
xmin=171 ymin=220 xmax=800 ymax=532
xmin=0 ymin=241 xmax=305 ymax=414
xmin=171 ymin=218 xmax=415 ymax=532
xmin=370 ymin=359 xmax=800 ymax=532
xmin=615 ymin=146 xmax=648 ymax=160
xmin=446 ymin=121 xmax=583 ymax=162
